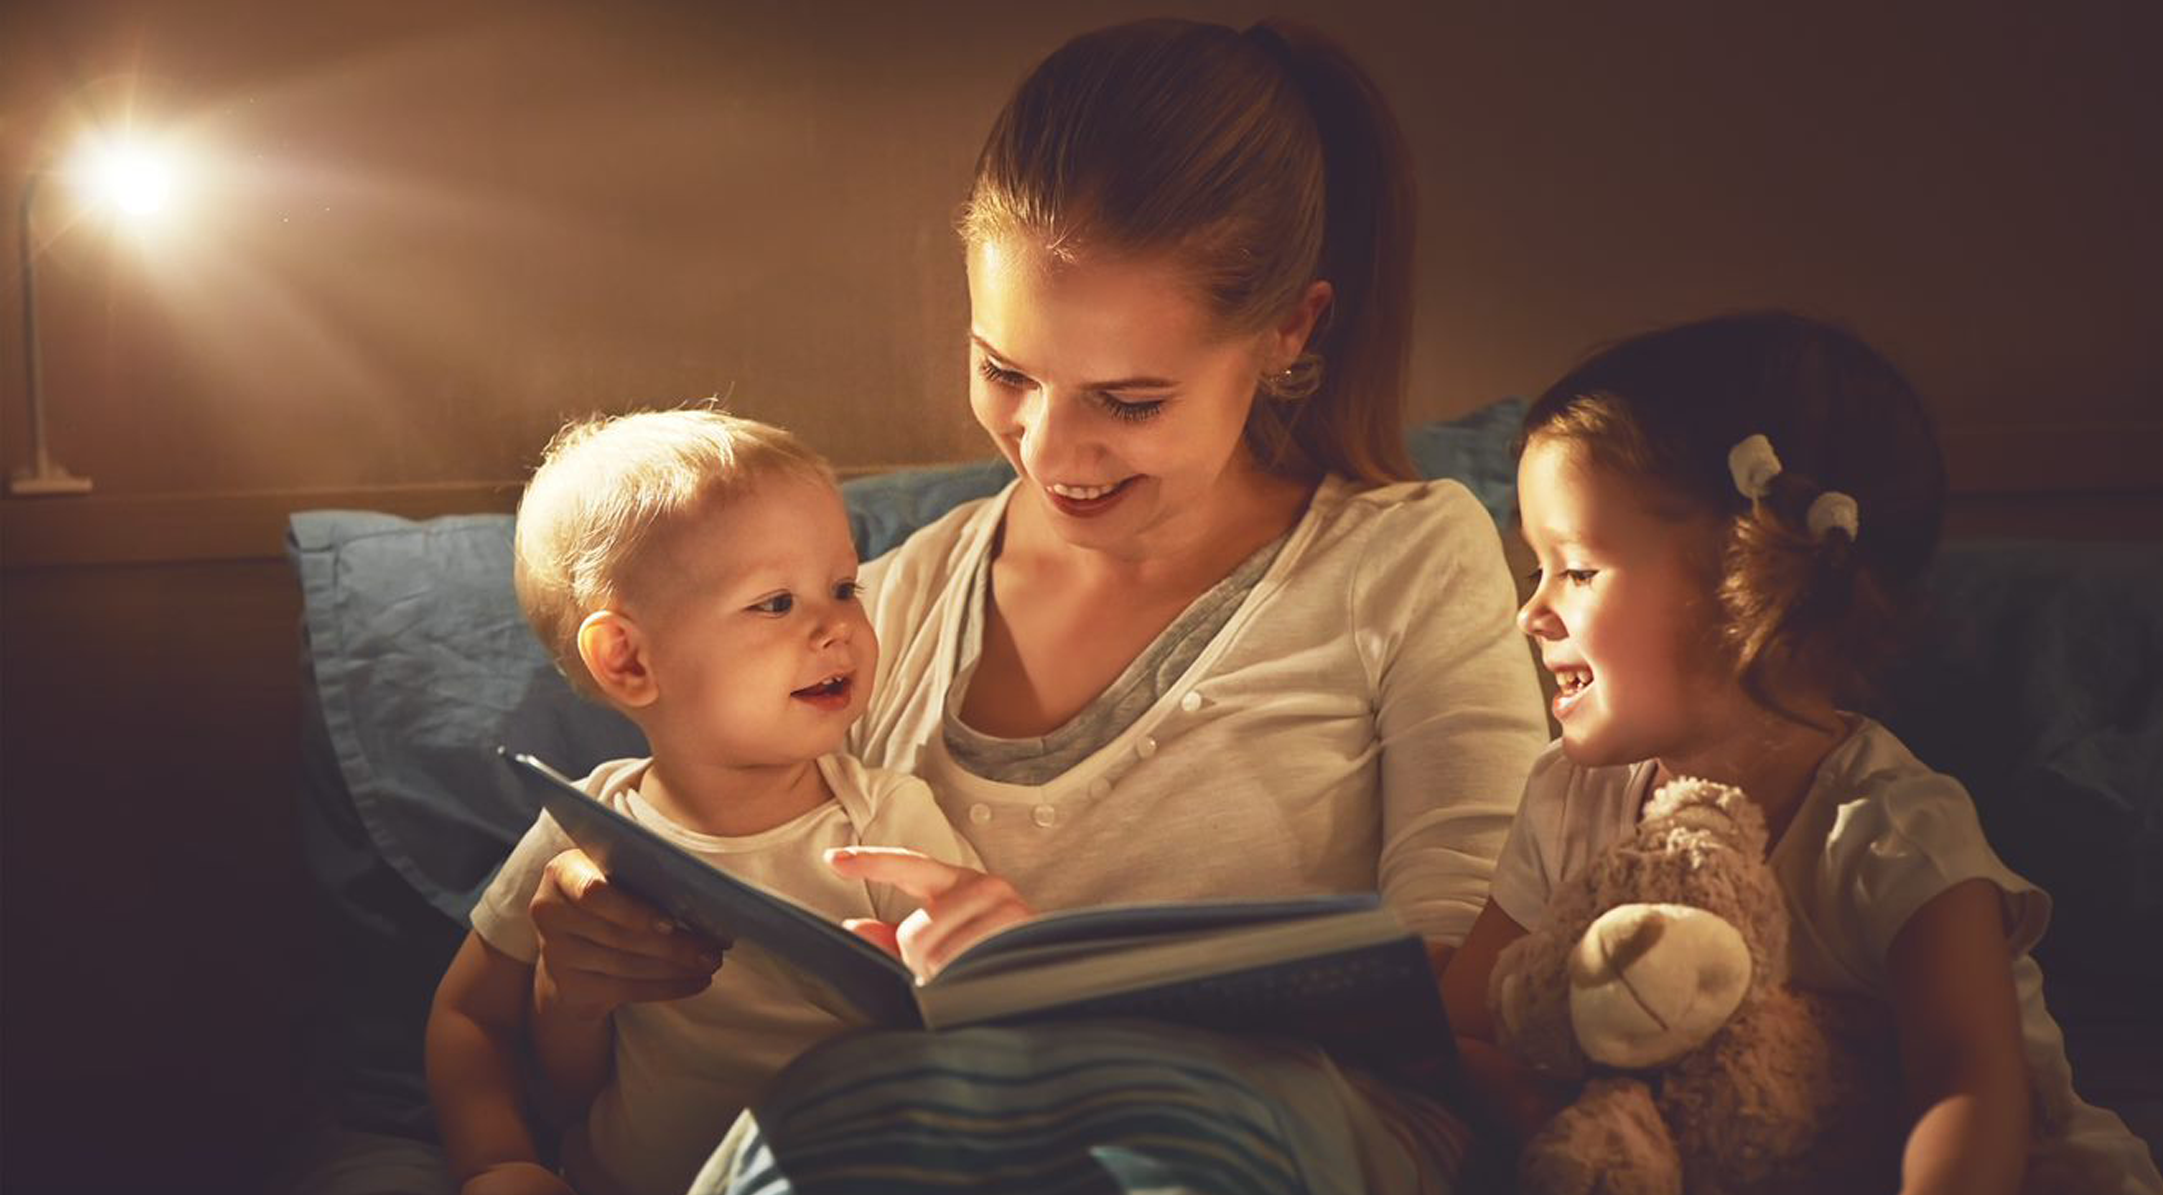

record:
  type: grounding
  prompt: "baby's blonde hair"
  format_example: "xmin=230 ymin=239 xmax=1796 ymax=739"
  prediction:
xmin=513 ymin=407 xmax=836 ymax=699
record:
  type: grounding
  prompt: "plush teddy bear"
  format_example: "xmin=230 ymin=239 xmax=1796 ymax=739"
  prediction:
xmin=1489 ymin=776 xmax=1902 ymax=1195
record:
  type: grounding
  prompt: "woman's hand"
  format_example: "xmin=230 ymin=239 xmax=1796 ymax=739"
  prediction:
xmin=528 ymin=849 xmax=728 ymax=1020
xmin=826 ymin=846 xmax=1035 ymax=982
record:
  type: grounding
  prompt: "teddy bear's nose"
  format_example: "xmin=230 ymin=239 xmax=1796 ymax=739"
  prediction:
xmin=1607 ymin=909 xmax=1667 ymax=970
xmin=1566 ymin=906 xmax=1667 ymax=988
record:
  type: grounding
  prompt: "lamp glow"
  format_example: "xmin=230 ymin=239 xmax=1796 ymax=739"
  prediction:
xmin=83 ymin=141 xmax=177 ymax=219
xmin=12 ymin=129 xmax=192 ymax=497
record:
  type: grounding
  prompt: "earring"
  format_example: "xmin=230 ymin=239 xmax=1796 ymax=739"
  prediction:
xmin=1261 ymin=352 xmax=1323 ymax=401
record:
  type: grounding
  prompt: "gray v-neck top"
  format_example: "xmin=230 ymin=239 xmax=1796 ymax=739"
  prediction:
xmin=941 ymin=531 xmax=1290 ymax=785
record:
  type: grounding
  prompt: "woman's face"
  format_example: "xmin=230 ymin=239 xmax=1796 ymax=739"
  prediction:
xmin=965 ymin=236 xmax=1294 ymax=557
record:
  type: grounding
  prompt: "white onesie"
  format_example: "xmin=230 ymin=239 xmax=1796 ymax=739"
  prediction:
xmin=471 ymin=752 xmax=978 ymax=1195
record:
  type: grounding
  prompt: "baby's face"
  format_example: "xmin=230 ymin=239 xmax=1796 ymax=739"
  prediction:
xmin=630 ymin=475 xmax=875 ymax=768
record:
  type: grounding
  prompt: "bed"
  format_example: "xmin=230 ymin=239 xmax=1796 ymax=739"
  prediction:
xmin=274 ymin=399 xmax=2161 ymax=1192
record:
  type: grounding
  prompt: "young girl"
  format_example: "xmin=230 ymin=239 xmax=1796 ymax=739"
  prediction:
xmin=1443 ymin=311 xmax=2162 ymax=1194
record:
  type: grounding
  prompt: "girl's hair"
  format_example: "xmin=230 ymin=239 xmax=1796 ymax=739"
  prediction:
xmin=1522 ymin=311 xmax=1946 ymax=719
xmin=513 ymin=406 xmax=835 ymax=699
xmin=961 ymin=18 xmax=1416 ymax=484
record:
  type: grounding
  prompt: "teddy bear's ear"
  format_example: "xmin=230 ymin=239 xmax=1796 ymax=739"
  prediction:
xmin=1642 ymin=777 xmax=1770 ymax=850
xmin=1643 ymin=776 xmax=1741 ymax=820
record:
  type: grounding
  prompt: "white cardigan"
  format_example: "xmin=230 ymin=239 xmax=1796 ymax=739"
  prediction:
xmin=849 ymin=474 xmax=1548 ymax=945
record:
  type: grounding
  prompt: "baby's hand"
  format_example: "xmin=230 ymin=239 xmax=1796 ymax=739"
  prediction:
xmin=827 ymin=846 xmax=1034 ymax=982
xmin=529 ymin=849 xmax=728 ymax=1019
xmin=461 ymin=1160 xmax=576 ymax=1195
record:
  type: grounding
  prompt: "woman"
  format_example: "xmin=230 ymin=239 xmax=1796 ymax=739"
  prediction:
xmin=535 ymin=18 xmax=1547 ymax=1192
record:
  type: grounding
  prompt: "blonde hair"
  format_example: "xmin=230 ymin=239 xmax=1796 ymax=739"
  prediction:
xmin=513 ymin=407 xmax=836 ymax=698
xmin=960 ymin=18 xmax=1416 ymax=484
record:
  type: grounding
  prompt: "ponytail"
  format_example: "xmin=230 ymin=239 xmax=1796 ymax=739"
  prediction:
xmin=1239 ymin=21 xmax=1416 ymax=484
xmin=1721 ymin=467 xmax=1899 ymax=718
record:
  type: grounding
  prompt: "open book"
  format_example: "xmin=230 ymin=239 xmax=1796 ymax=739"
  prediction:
xmin=503 ymin=750 xmax=1456 ymax=1070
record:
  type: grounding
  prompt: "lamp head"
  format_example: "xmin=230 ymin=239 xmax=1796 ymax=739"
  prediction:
xmin=69 ymin=134 xmax=181 ymax=223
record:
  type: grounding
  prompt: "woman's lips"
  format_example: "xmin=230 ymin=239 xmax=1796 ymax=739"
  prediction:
xmin=1042 ymin=476 xmax=1138 ymax=519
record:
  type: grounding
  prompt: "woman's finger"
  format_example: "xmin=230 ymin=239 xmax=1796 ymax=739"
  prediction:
xmin=842 ymin=917 xmax=903 ymax=958
xmin=825 ymin=846 xmax=974 ymax=900
xmin=896 ymin=904 xmax=1014 ymax=981
xmin=897 ymin=876 xmax=1033 ymax=978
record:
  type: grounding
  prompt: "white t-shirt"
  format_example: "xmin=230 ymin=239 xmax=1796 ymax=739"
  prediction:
xmin=1492 ymin=719 xmax=2162 ymax=1194
xmin=849 ymin=475 xmax=1550 ymax=945
xmin=470 ymin=752 xmax=979 ymax=1195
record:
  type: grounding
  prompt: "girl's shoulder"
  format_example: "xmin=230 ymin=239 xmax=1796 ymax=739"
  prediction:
xmin=1786 ymin=718 xmax=2049 ymax=966
xmin=1808 ymin=718 xmax=1987 ymax=848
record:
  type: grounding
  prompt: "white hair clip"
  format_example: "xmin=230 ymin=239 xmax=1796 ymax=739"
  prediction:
xmin=1807 ymin=491 xmax=1861 ymax=541
xmin=1727 ymin=434 xmax=1782 ymax=501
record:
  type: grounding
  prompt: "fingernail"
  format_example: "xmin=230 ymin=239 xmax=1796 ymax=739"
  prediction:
xmin=654 ymin=918 xmax=677 ymax=934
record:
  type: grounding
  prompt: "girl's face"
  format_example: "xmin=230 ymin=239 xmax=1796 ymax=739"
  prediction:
xmin=1515 ymin=435 xmax=1739 ymax=768
xmin=964 ymin=236 xmax=1302 ymax=557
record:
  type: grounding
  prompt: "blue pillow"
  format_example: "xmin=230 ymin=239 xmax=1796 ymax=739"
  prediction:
xmin=847 ymin=459 xmax=1016 ymax=561
xmin=1406 ymin=397 xmax=1525 ymax=524
xmin=291 ymin=512 xmax=649 ymax=922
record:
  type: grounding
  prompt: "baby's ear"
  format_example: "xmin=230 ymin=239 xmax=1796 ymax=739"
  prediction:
xmin=576 ymin=609 xmax=658 ymax=708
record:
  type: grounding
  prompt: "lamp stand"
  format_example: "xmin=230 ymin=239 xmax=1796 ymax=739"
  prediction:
xmin=11 ymin=170 xmax=93 ymax=497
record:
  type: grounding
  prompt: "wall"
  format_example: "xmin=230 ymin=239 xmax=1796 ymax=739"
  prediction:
xmin=1 ymin=0 xmax=2156 ymax=521
xmin=1 ymin=2 xmax=2158 ymax=1192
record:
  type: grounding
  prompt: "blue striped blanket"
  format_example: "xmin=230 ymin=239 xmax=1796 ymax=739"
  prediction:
xmin=689 ymin=1020 xmax=1470 ymax=1195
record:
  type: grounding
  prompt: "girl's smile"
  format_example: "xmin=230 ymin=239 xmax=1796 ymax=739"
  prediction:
xmin=1515 ymin=435 xmax=1733 ymax=768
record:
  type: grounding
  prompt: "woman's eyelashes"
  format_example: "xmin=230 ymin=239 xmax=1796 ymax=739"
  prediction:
xmin=1095 ymin=392 xmax=1166 ymax=423
xmin=976 ymin=357 xmax=1029 ymax=389
xmin=974 ymin=356 xmax=1168 ymax=424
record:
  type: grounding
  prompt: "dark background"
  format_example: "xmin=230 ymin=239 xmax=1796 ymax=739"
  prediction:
xmin=2 ymin=2 xmax=2158 ymax=1192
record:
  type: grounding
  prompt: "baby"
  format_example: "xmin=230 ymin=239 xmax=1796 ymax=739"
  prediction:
xmin=425 ymin=408 xmax=978 ymax=1195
